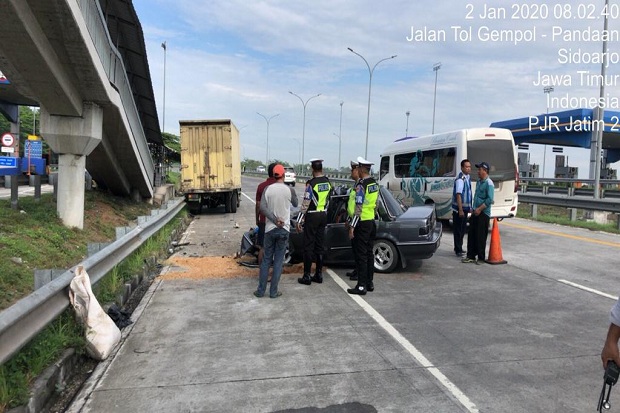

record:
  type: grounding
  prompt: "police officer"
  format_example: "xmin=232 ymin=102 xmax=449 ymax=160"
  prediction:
xmin=346 ymin=160 xmax=360 ymax=280
xmin=347 ymin=157 xmax=378 ymax=295
xmin=297 ymin=158 xmax=332 ymax=285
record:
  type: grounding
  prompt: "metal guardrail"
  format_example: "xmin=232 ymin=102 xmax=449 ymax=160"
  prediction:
xmin=0 ymin=198 xmax=185 ymax=365
xmin=519 ymin=193 xmax=620 ymax=213
xmin=514 ymin=177 xmax=620 ymax=211
xmin=520 ymin=177 xmax=620 ymax=185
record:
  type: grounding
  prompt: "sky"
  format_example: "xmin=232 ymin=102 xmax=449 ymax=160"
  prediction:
xmin=133 ymin=0 xmax=620 ymax=177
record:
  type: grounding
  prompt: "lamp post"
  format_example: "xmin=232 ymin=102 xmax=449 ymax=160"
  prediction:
xmin=543 ymin=86 xmax=554 ymax=178
xmin=594 ymin=0 xmax=610 ymax=198
xmin=257 ymin=112 xmax=279 ymax=166
xmin=338 ymin=101 xmax=344 ymax=169
xmin=405 ymin=110 xmax=410 ymax=137
xmin=432 ymin=62 xmax=441 ymax=134
xmin=289 ymin=91 xmax=321 ymax=173
xmin=32 ymin=107 xmax=37 ymax=135
xmin=333 ymin=133 xmax=342 ymax=171
xmin=348 ymin=48 xmax=397 ymax=159
xmin=293 ymin=138 xmax=302 ymax=171
xmin=161 ymin=41 xmax=167 ymax=133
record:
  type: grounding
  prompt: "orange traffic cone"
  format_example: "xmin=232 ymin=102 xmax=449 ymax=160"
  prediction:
xmin=485 ymin=218 xmax=507 ymax=265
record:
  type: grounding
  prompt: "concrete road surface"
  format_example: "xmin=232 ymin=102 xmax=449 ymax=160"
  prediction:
xmin=67 ymin=176 xmax=619 ymax=412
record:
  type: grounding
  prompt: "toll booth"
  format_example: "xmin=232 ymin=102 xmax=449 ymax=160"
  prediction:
xmin=517 ymin=152 xmax=539 ymax=178
xmin=554 ymin=155 xmax=578 ymax=179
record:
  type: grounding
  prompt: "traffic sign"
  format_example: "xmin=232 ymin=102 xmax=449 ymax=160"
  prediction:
xmin=24 ymin=140 xmax=42 ymax=158
xmin=1 ymin=133 xmax=14 ymax=147
xmin=0 ymin=156 xmax=17 ymax=168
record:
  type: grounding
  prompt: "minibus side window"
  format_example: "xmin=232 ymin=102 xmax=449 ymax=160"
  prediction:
xmin=380 ymin=156 xmax=390 ymax=181
xmin=395 ymin=153 xmax=415 ymax=178
xmin=394 ymin=148 xmax=456 ymax=178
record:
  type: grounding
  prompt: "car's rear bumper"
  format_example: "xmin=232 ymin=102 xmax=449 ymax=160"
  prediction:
xmin=396 ymin=223 xmax=442 ymax=261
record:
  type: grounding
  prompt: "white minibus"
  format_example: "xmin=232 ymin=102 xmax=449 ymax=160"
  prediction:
xmin=378 ymin=128 xmax=519 ymax=220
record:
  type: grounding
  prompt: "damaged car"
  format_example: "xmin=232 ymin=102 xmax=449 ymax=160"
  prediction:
xmin=241 ymin=186 xmax=442 ymax=273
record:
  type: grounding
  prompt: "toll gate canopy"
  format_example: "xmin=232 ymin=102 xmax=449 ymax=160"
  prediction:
xmin=490 ymin=108 xmax=620 ymax=164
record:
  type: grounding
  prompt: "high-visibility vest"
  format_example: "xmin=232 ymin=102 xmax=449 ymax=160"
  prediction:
xmin=359 ymin=178 xmax=379 ymax=221
xmin=307 ymin=176 xmax=332 ymax=212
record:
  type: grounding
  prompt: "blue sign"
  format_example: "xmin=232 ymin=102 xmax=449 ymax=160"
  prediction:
xmin=0 ymin=156 xmax=17 ymax=167
xmin=24 ymin=140 xmax=43 ymax=158
xmin=21 ymin=158 xmax=46 ymax=175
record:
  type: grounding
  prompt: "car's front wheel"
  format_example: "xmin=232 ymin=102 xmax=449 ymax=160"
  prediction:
xmin=373 ymin=239 xmax=399 ymax=273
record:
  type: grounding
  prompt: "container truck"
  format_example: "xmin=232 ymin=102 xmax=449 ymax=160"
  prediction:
xmin=179 ymin=119 xmax=242 ymax=214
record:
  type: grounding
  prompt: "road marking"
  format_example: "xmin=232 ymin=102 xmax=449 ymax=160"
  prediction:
xmin=558 ymin=279 xmax=618 ymax=300
xmin=502 ymin=221 xmax=620 ymax=248
xmin=326 ymin=268 xmax=479 ymax=413
xmin=241 ymin=192 xmax=255 ymax=204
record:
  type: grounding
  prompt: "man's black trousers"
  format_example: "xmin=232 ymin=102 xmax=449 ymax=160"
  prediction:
xmin=353 ymin=220 xmax=376 ymax=287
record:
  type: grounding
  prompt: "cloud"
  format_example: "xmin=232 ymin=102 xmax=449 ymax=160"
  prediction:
xmin=136 ymin=0 xmax=620 ymax=174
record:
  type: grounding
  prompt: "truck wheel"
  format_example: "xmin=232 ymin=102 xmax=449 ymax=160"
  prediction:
xmin=225 ymin=193 xmax=232 ymax=213
xmin=231 ymin=191 xmax=238 ymax=213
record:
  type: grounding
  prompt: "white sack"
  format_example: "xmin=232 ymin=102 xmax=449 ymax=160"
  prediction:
xmin=69 ymin=266 xmax=121 ymax=360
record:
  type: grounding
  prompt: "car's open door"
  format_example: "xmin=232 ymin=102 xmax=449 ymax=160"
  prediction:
xmin=324 ymin=195 xmax=353 ymax=262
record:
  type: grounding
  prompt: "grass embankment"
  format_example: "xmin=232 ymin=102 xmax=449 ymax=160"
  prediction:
xmin=517 ymin=203 xmax=620 ymax=234
xmin=0 ymin=187 xmax=187 ymax=411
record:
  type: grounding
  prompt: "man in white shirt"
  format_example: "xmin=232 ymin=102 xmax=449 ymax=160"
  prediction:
xmin=254 ymin=164 xmax=298 ymax=298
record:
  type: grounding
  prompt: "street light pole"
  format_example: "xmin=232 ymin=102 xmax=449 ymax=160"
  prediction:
xmin=32 ymin=107 xmax=37 ymax=134
xmin=594 ymin=0 xmax=610 ymax=199
xmin=338 ymin=101 xmax=344 ymax=169
xmin=161 ymin=41 xmax=167 ymax=134
xmin=333 ymin=133 xmax=342 ymax=170
xmin=292 ymin=138 xmax=302 ymax=171
xmin=348 ymin=48 xmax=397 ymax=159
xmin=257 ymin=112 xmax=279 ymax=166
xmin=405 ymin=110 xmax=410 ymax=137
xmin=543 ymin=86 xmax=554 ymax=178
xmin=432 ymin=62 xmax=441 ymax=134
xmin=289 ymin=91 xmax=321 ymax=174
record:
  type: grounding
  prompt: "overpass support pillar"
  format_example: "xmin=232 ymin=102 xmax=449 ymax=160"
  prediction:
xmin=57 ymin=154 xmax=87 ymax=229
xmin=40 ymin=103 xmax=103 ymax=229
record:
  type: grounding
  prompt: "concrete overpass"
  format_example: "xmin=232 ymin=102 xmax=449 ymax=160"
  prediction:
xmin=0 ymin=0 xmax=162 ymax=228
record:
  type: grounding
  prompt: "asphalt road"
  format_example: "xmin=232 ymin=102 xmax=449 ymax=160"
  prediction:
xmin=0 ymin=183 xmax=53 ymax=199
xmin=69 ymin=175 xmax=620 ymax=412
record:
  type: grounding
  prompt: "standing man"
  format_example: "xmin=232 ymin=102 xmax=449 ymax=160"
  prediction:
xmin=602 ymin=297 xmax=620 ymax=369
xmin=452 ymin=159 xmax=472 ymax=258
xmin=347 ymin=157 xmax=379 ymax=295
xmin=255 ymin=165 xmax=298 ymax=298
xmin=346 ymin=160 xmax=360 ymax=280
xmin=297 ymin=158 xmax=332 ymax=285
xmin=462 ymin=161 xmax=494 ymax=264
xmin=255 ymin=163 xmax=277 ymax=265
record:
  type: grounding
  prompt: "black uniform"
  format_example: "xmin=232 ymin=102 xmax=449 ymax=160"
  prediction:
xmin=298 ymin=175 xmax=332 ymax=284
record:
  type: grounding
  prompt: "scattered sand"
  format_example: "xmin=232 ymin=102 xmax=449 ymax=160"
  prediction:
xmin=160 ymin=256 xmax=306 ymax=280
